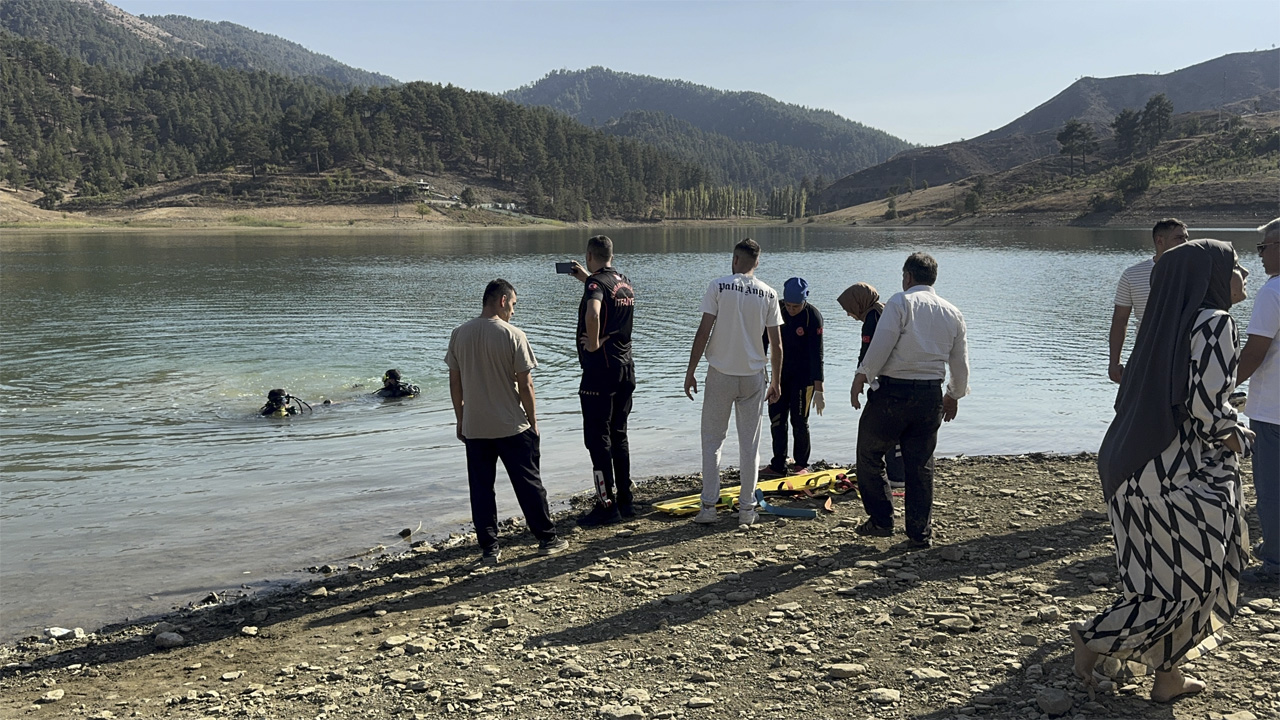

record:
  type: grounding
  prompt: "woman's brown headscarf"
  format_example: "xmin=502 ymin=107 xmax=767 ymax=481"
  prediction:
xmin=837 ymin=282 xmax=884 ymax=320
xmin=1097 ymin=239 xmax=1239 ymax=500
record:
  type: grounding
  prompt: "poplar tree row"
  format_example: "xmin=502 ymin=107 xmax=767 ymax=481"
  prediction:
xmin=660 ymin=185 xmax=759 ymax=219
xmin=767 ymin=186 xmax=808 ymax=218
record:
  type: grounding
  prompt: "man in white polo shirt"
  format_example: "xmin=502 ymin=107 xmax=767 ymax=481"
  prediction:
xmin=1107 ymin=218 xmax=1189 ymax=383
xmin=1238 ymin=217 xmax=1280 ymax=583
xmin=684 ymin=239 xmax=784 ymax=527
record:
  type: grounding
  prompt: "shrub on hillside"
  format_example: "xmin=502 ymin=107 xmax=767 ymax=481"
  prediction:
xmin=1116 ymin=163 xmax=1154 ymax=195
xmin=884 ymin=196 xmax=897 ymax=220
xmin=1088 ymin=192 xmax=1125 ymax=213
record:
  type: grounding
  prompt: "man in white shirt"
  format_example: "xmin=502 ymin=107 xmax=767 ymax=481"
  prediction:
xmin=850 ymin=252 xmax=969 ymax=547
xmin=1238 ymin=217 xmax=1280 ymax=583
xmin=684 ymin=239 xmax=784 ymax=527
xmin=1107 ymin=218 xmax=1190 ymax=383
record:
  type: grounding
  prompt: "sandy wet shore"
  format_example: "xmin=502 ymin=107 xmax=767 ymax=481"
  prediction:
xmin=1 ymin=454 xmax=1276 ymax=720
xmin=2 ymin=188 xmax=1262 ymax=233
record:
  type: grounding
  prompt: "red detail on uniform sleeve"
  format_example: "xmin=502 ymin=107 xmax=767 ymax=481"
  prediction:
xmin=862 ymin=334 xmax=871 ymax=344
xmin=588 ymin=283 xmax=598 ymax=291
xmin=796 ymin=327 xmax=805 ymax=336
xmin=816 ymin=327 xmax=823 ymax=335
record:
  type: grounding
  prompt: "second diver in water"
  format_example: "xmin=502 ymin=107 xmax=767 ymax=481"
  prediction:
xmin=375 ymin=369 xmax=420 ymax=398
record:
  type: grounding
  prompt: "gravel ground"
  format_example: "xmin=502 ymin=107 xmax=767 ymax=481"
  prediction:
xmin=2 ymin=454 xmax=1276 ymax=720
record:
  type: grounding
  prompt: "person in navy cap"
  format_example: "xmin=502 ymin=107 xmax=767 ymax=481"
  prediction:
xmin=764 ymin=276 xmax=825 ymax=477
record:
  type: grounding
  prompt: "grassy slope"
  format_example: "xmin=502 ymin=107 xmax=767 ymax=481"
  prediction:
xmin=815 ymin=113 xmax=1279 ymax=227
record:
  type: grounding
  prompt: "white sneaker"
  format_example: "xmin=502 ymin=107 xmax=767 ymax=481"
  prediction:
xmin=738 ymin=507 xmax=759 ymax=527
xmin=693 ymin=505 xmax=718 ymax=524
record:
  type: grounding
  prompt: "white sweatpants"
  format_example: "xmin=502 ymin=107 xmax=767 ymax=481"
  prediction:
xmin=700 ymin=367 xmax=767 ymax=509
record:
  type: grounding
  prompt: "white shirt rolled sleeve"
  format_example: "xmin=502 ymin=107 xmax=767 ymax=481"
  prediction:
xmin=855 ymin=285 xmax=970 ymax=399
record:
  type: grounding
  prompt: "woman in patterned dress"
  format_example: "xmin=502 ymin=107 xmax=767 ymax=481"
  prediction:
xmin=1074 ymin=239 xmax=1254 ymax=702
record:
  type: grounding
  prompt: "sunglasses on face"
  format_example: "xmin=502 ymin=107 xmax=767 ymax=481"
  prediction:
xmin=1259 ymin=242 xmax=1279 ymax=254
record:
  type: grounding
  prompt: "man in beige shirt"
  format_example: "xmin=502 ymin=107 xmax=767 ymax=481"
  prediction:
xmin=446 ymin=279 xmax=567 ymax=565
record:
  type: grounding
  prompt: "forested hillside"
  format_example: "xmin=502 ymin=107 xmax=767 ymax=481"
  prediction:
xmin=140 ymin=13 xmax=398 ymax=89
xmin=0 ymin=33 xmax=712 ymax=220
xmin=0 ymin=0 xmax=397 ymax=90
xmin=815 ymin=109 xmax=1278 ymax=227
xmin=506 ymin=67 xmax=914 ymax=191
xmin=603 ymin=110 xmax=835 ymax=191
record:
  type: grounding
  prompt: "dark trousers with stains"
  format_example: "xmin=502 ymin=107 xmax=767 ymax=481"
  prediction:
xmin=856 ymin=378 xmax=943 ymax=542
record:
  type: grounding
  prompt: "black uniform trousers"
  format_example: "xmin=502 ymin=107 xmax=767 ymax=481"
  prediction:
xmin=768 ymin=377 xmax=813 ymax=472
xmin=579 ymin=362 xmax=635 ymax=508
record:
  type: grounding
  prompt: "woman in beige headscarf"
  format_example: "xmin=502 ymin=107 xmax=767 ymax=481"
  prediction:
xmin=837 ymin=282 xmax=885 ymax=362
xmin=837 ymin=282 xmax=904 ymax=487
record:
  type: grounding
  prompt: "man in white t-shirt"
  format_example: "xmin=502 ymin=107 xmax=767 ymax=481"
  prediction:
xmin=1238 ymin=217 xmax=1280 ymax=583
xmin=1108 ymin=218 xmax=1190 ymax=383
xmin=684 ymin=239 xmax=784 ymax=526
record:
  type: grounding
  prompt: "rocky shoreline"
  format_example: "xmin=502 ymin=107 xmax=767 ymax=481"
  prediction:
xmin=1 ymin=187 xmax=1266 ymax=234
xmin=1 ymin=454 xmax=1275 ymax=720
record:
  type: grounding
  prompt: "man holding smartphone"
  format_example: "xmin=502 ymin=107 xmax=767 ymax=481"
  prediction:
xmin=565 ymin=235 xmax=637 ymax=526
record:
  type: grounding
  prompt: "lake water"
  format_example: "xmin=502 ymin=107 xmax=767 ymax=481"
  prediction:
xmin=0 ymin=225 xmax=1264 ymax=640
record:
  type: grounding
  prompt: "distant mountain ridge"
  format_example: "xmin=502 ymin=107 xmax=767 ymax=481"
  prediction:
xmin=505 ymin=67 xmax=915 ymax=190
xmin=981 ymin=49 xmax=1279 ymax=140
xmin=818 ymin=49 xmax=1279 ymax=210
xmin=0 ymin=0 xmax=398 ymax=89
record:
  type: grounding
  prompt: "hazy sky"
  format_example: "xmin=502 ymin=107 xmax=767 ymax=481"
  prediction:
xmin=113 ymin=0 xmax=1278 ymax=146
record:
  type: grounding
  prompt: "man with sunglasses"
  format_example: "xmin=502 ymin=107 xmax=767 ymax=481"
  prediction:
xmin=1237 ymin=217 xmax=1280 ymax=584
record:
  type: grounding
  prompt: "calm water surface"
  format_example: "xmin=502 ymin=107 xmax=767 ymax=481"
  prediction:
xmin=0 ymin=226 xmax=1262 ymax=639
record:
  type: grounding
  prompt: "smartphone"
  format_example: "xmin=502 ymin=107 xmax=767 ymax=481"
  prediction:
xmin=555 ymin=262 xmax=576 ymax=274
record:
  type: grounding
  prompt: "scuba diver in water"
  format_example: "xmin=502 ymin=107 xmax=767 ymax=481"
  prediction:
xmin=374 ymin=369 xmax=420 ymax=398
xmin=259 ymin=388 xmax=312 ymax=417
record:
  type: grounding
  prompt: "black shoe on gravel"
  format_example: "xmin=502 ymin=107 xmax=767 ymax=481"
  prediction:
xmin=576 ymin=504 xmax=622 ymax=528
xmin=537 ymin=537 xmax=570 ymax=556
xmin=854 ymin=519 xmax=893 ymax=537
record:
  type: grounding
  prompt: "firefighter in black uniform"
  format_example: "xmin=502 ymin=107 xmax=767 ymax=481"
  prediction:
xmin=567 ymin=235 xmax=637 ymax=526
